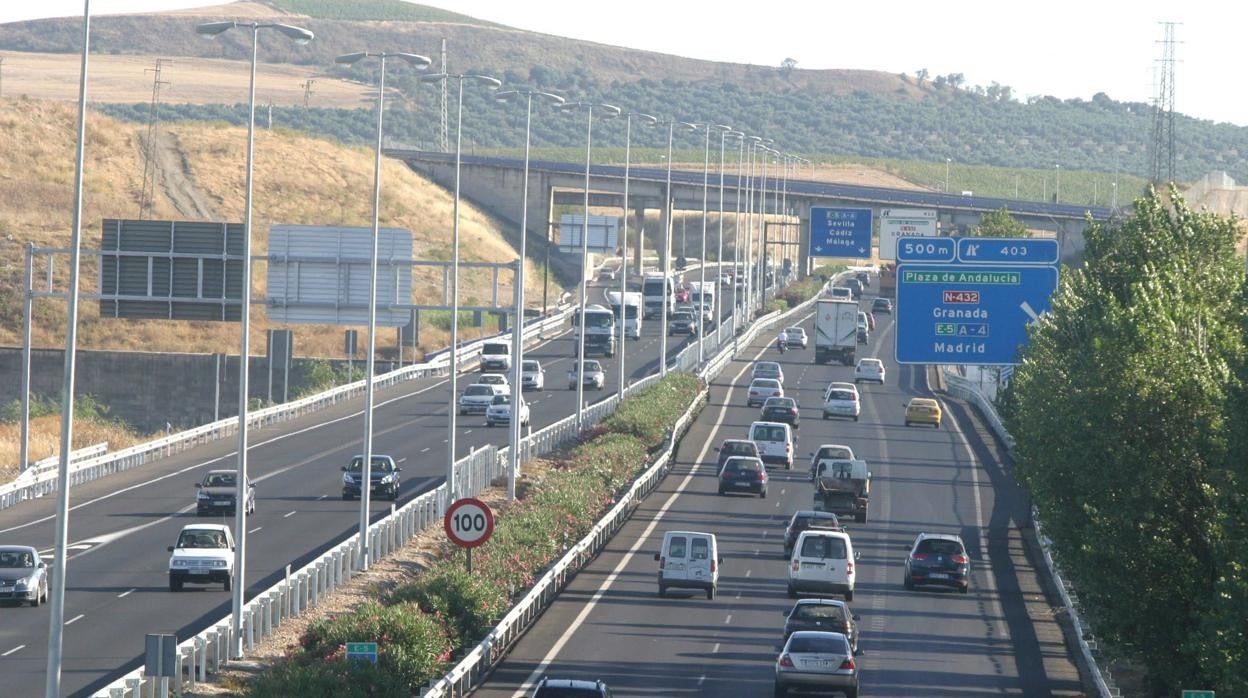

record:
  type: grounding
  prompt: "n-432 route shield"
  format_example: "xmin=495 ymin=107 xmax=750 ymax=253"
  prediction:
xmin=895 ymin=265 xmax=1058 ymax=366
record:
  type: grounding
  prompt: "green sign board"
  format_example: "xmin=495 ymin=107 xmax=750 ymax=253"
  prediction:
xmin=1181 ymin=691 xmax=1215 ymax=698
xmin=346 ymin=642 xmax=378 ymax=664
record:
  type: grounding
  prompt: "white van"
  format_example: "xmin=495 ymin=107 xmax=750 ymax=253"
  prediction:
xmin=787 ymin=529 xmax=858 ymax=601
xmin=749 ymin=421 xmax=794 ymax=470
xmin=654 ymin=530 xmax=721 ymax=599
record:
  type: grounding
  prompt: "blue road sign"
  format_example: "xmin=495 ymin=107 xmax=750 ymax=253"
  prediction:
xmin=957 ymin=237 xmax=1059 ymax=265
xmin=895 ymin=264 xmax=1059 ymax=365
xmin=897 ymin=237 xmax=955 ymax=263
xmin=347 ymin=642 xmax=379 ymax=664
xmin=810 ymin=207 xmax=872 ymax=260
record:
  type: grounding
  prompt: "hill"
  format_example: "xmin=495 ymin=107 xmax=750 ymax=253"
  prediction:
xmin=0 ymin=96 xmax=547 ymax=358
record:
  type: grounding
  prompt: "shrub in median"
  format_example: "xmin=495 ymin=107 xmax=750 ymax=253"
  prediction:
xmin=601 ymin=373 xmax=702 ymax=450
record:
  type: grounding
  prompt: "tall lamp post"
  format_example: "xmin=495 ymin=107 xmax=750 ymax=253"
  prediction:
xmin=335 ymin=50 xmax=430 ymax=568
xmin=726 ymin=130 xmax=745 ymax=340
xmin=655 ymin=119 xmax=695 ymax=376
xmin=945 ymin=157 xmax=952 ymax=193
xmin=712 ymin=125 xmax=733 ymax=333
xmin=561 ymin=101 xmax=620 ymax=429
xmin=45 ymin=4 xmax=93 ymax=696
xmin=193 ymin=17 xmax=313 ymax=662
xmin=1055 ymin=164 xmax=1061 ymax=203
xmin=613 ymin=111 xmax=657 ymax=395
xmin=495 ymin=87 xmax=565 ymax=500
xmin=420 ymin=71 xmax=502 ymax=501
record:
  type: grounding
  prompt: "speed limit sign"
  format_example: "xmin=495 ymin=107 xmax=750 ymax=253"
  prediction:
xmin=444 ymin=497 xmax=494 ymax=548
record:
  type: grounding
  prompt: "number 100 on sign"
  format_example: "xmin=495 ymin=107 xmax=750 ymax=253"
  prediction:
xmin=444 ymin=497 xmax=495 ymax=548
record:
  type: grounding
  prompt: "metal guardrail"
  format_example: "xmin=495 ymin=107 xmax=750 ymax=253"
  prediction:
xmin=1 ymin=307 xmax=574 ymax=514
xmin=942 ymin=370 xmax=1118 ymax=698
xmin=15 ymin=442 xmax=108 ymax=481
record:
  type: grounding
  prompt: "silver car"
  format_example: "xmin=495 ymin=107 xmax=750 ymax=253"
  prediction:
xmin=195 ymin=469 xmax=256 ymax=516
xmin=568 ymin=360 xmax=605 ymax=390
xmin=458 ymin=384 xmax=498 ymax=414
xmin=0 ymin=546 xmax=48 ymax=607
xmin=774 ymin=630 xmax=860 ymax=698
xmin=521 ymin=360 xmax=545 ymax=390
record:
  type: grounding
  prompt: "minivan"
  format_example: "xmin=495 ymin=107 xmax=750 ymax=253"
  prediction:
xmin=654 ymin=531 xmax=721 ymax=599
xmin=749 ymin=421 xmax=794 ymax=469
xmin=787 ymin=529 xmax=858 ymax=601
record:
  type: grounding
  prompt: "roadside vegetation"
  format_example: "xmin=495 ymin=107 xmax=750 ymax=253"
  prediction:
xmin=0 ymin=395 xmax=149 ymax=479
xmin=244 ymin=372 xmax=704 ymax=697
xmin=1001 ymin=187 xmax=1248 ymax=694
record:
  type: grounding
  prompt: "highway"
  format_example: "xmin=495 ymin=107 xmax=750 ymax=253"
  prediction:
xmin=472 ymin=287 xmax=1086 ymax=696
xmin=0 ymin=269 xmax=733 ymax=697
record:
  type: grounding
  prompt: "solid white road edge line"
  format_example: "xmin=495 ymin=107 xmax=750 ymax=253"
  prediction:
xmin=512 ymin=332 xmax=775 ymax=697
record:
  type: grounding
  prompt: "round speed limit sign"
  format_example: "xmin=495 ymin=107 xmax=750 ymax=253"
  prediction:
xmin=443 ymin=497 xmax=494 ymax=548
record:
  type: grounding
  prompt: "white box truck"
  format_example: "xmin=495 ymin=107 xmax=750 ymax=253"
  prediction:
xmin=814 ymin=299 xmax=858 ymax=365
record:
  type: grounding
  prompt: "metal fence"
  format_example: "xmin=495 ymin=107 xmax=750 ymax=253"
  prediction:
xmin=943 ymin=370 xmax=1119 ymax=698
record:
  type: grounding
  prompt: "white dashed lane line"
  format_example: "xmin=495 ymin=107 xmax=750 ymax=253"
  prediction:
xmin=420 ymin=447 xmax=431 ymax=453
xmin=117 ymin=588 xmax=135 ymax=599
xmin=65 ymin=614 xmax=84 ymax=626
xmin=2 ymin=645 xmax=25 ymax=657
xmin=249 ymin=527 xmax=263 ymax=534
xmin=283 ymin=511 xmax=296 ymax=518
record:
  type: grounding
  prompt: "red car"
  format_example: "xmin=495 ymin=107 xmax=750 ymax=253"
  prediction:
xmin=675 ymin=287 xmax=691 ymax=303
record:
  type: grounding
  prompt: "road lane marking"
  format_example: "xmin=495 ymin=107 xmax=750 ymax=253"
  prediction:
xmin=65 ymin=614 xmax=84 ymax=625
xmin=511 ymin=335 xmax=774 ymax=697
xmin=2 ymin=645 xmax=25 ymax=656
xmin=117 ymin=588 xmax=135 ymax=599
xmin=249 ymin=527 xmax=263 ymax=534
xmin=316 ymin=495 xmax=328 ymax=501
xmin=420 ymin=447 xmax=431 ymax=453
xmin=283 ymin=511 xmax=297 ymax=518
xmin=697 ymin=675 xmax=706 ymax=686
xmin=712 ymin=642 xmax=721 ymax=653
xmin=745 ymin=569 xmax=752 ymax=577
xmin=724 ymin=614 xmax=732 ymax=624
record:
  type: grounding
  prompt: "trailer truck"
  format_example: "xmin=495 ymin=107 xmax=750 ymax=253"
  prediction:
xmin=814 ymin=298 xmax=858 ymax=365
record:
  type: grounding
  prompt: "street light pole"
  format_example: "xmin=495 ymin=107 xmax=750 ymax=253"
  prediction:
xmin=727 ymin=131 xmax=744 ymax=341
xmin=1055 ymin=164 xmax=1061 ymax=203
xmin=613 ymin=111 xmax=657 ymax=396
xmin=713 ymin=125 xmax=732 ymax=332
xmin=695 ymin=122 xmax=713 ymax=362
xmin=561 ymin=101 xmax=620 ymax=429
xmin=945 ymin=157 xmax=951 ymax=193
xmin=421 ymin=72 xmax=502 ymax=502
xmin=496 ymin=88 xmax=565 ymax=500
xmin=335 ymin=50 xmax=430 ymax=568
xmin=656 ymin=119 xmax=694 ymax=376
xmin=194 ymin=17 xmax=313 ymax=662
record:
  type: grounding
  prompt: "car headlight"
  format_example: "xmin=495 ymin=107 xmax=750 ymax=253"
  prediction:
xmin=14 ymin=577 xmax=31 ymax=589
xmin=172 ymin=559 xmax=188 ymax=568
xmin=197 ymin=492 xmax=211 ymax=500
xmin=213 ymin=560 xmax=228 ymax=568
xmin=343 ymin=473 xmax=353 ymax=485
xmin=381 ymin=474 xmax=395 ymax=483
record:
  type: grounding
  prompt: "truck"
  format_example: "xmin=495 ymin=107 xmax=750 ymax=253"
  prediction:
xmin=606 ymin=290 xmax=643 ymax=339
xmin=878 ymin=262 xmax=897 ymax=298
xmin=814 ymin=298 xmax=858 ymax=365
xmin=642 ymin=273 xmax=675 ymax=319
xmin=811 ymin=458 xmax=871 ymax=523
xmin=572 ymin=304 xmax=617 ymax=357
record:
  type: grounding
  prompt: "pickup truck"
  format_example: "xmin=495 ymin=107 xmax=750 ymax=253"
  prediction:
xmin=811 ymin=458 xmax=871 ymax=523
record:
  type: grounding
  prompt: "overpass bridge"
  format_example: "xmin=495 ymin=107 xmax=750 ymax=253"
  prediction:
xmin=389 ymin=149 xmax=1114 ymax=275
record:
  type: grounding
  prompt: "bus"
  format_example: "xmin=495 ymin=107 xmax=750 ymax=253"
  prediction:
xmin=606 ymin=290 xmax=644 ymax=339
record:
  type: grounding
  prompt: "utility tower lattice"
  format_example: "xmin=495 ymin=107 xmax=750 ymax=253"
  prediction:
xmin=138 ymin=59 xmax=172 ymax=220
xmin=1149 ymin=22 xmax=1179 ymax=186
xmin=439 ymin=38 xmax=449 ymax=152
xmin=300 ymin=79 xmax=315 ymax=108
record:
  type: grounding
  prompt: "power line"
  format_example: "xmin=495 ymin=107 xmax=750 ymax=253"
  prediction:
xmin=1149 ymin=22 xmax=1180 ymax=187
xmin=138 ymin=58 xmax=172 ymax=219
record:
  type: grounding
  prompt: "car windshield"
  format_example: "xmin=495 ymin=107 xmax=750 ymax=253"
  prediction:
xmin=752 ymin=425 xmax=787 ymax=441
xmin=815 ymin=446 xmax=853 ymax=460
xmin=466 ymin=386 xmax=493 ymax=396
xmin=917 ymin=538 xmax=965 ymax=555
xmin=726 ymin=458 xmax=762 ymax=472
xmin=785 ymin=328 xmax=802 ymax=337
xmin=491 ymin=395 xmax=510 ymax=405
xmin=203 ymin=472 xmax=235 ymax=487
xmin=481 ymin=376 xmax=505 ymax=384
xmin=828 ymin=390 xmax=857 ymax=401
xmin=861 ymin=360 xmax=882 ymax=369
xmin=722 ymin=441 xmax=756 ymax=456
xmin=0 ymin=550 xmax=35 ymax=568
xmin=582 ymin=361 xmax=602 ymax=372
xmin=522 ymin=361 xmax=540 ymax=371
xmin=752 ymin=379 xmax=781 ymax=390
xmin=788 ymin=634 xmax=849 ymax=654
xmin=481 ymin=343 xmax=507 ymax=356
xmin=583 ymin=313 xmax=613 ymax=328
xmin=672 ymin=312 xmax=693 ymax=321
xmin=794 ymin=514 xmax=839 ymax=531
xmin=177 ymin=530 xmax=228 ymax=549
xmin=800 ymin=535 xmax=847 ymax=560
xmin=347 ymin=456 xmax=395 ymax=472
xmin=794 ymin=604 xmax=846 ymax=621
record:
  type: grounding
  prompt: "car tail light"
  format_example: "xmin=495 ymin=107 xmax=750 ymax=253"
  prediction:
xmin=952 ymin=553 xmax=969 ymax=564
xmin=778 ymin=654 xmax=794 ymax=668
xmin=791 ymin=560 xmax=800 ymax=573
xmin=773 ymin=391 xmax=780 ymax=397
xmin=847 ymin=560 xmax=854 ymax=576
xmin=785 ymin=442 xmax=791 ymax=452
xmin=710 ymin=558 xmax=717 ymax=573
xmin=755 ymin=471 xmax=766 ymax=482
xmin=911 ymin=553 xmax=928 ymax=561
xmin=658 ymin=557 xmax=665 ymax=570
xmin=839 ymin=657 xmax=856 ymax=671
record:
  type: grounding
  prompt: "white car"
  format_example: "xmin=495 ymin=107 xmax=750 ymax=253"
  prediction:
xmin=485 ymin=394 xmax=530 ymax=427
xmin=854 ymin=358 xmax=885 ymax=384
xmin=478 ymin=373 xmax=510 ymax=391
xmin=752 ymin=361 xmax=785 ymax=385
xmin=747 ymin=378 xmax=784 ymax=407
xmin=520 ymin=360 xmax=545 ymax=390
xmin=598 ymin=266 xmax=617 ymax=281
xmin=823 ymin=386 xmax=861 ymax=421
xmin=0 ymin=546 xmax=48 ymax=606
xmin=568 ymin=360 xmax=605 ymax=390
xmin=809 ymin=444 xmax=856 ymax=479
xmin=749 ymin=420 xmax=795 ymax=469
xmin=823 ymin=382 xmax=857 ymax=402
xmin=458 ymin=384 xmax=498 ymax=414
xmin=168 ymin=523 xmax=235 ymax=592
xmin=783 ymin=327 xmax=808 ymax=349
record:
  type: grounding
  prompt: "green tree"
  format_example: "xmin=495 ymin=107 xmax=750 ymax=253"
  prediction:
xmin=969 ymin=207 xmax=1029 ymax=238
xmin=1002 ymin=187 xmax=1248 ymax=694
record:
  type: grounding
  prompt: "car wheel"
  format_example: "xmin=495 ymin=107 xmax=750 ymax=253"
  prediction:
xmin=904 ymin=576 xmax=914 ymax=590
xmin=845 ymin=590 xmax=854 ymax=602
xmin=706 ymin=585 xmax=716 ymax=600
xmin=774 ymin=682 xmax=788 ymax=698
xmin=785 ymin=461 xmax=792 ymax=471
xmin=853 ymin=416 xmax=859 ymax=422
xmin=845 ymin=683 xmax=859 ymax=698
xmin=761 ymin=489 xmax=767 ymax=499
xmin=822 ymin=413 xmax=828 ymax=420
xmin=856 ymin=512 xmax=867 ymax=524
xmin=342 ymin=493 xmax=353 ymax=501
xmin=658 ymin=585 xmax=666 ymax=598
xmin=717 ymin=488 xmax=725 ymax=496
xmin=224 ymin=575 xmax=233 ymax=592
xmin=960 ymin=584 xmax=969 ymax=594
xmin=169 ymin=579 xmax=183 ymax=592
xmin=904 ymin=421 xmax=911 ymax=427
xmin=786 ymin=585 xmax=797 ymax=598
xmin=30 ymin=589 xmax=41 ymax=607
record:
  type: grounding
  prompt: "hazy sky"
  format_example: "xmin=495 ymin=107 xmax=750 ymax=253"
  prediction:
xmin=2 ymin=0 xmax=1244 ymax=126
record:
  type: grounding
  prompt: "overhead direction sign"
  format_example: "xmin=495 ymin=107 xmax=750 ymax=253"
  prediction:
xmin=879 ymin=208 xmax=938 ymax=260
xmin=895 ymin=264 xmax=1058 ymax=365
xmin=896 ymin=237 xmax=955 ymax=263
xmin=957 ymin=237 xmax=1059 ymax=265
xmin=809 ymin=207 xmax=873 ymax=260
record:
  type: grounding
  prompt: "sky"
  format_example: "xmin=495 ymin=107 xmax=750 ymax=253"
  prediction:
xmin=1 ymin=0 xmax=1244 ymax=127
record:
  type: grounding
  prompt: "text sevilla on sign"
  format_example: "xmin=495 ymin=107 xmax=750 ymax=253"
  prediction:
xmin=443 ymin=497 xmax=495 ymax=548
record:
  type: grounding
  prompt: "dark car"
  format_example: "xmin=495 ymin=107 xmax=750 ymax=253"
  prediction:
xmin=855 ymin=270 xmax=870 ymax=286
xmin=532 ymin=677 xmax=612 ymax=697
xmin=871 ymin=297 xmax=893 ymax=314
xmin=195 ymin=469 xmax=256 ymax=516
xmin=784 ymin=510 xmax=842 ymax=557
xmin=761 ymin=396 xmax=800 ymax=429
xmin=667 ymin=310 xmax=697 ymax=335
xmin=717 ymin=456 xmax=768 ymax=497
xmin=341 ymin=454 xmax=402 ymax=501
xmin=844 ymin=278 xmax=863 ymax=299
xmin=783 ymin=598 xmax=861 ymax=651
xmin=904 ymin=532 xmax=970 ymax=593
xmin=716 ymin=439 xmax=761 ymax=470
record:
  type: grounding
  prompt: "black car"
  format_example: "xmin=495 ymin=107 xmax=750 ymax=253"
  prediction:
xmin=844 ymin=278 xmax=864 ymax=299
xmin=871 ymin=297 xmax=893 ymax=314
xmin=761 ymin=396 xmax=800 ymax=429
xmin=855 ymin=270 xmax=870 ymax=286
xmin=532 ymin=678 xmax=612 ymax=697
xmin=341 ymin=454 xmax=402 ymax=501
xmin=782 ymin=598 xmax=861 ymax=651
xmin=715 ymin=439 xmax=761 ymax=470
xmin=783 ymin=510 xmax=842 ymax=557
xmin=666 ymin=311 xmax=697 ymax=335
xmin=904 ymin=532 xmax=970 ymax=593
xmin=717 ymin=457 xmax=768 ymax=497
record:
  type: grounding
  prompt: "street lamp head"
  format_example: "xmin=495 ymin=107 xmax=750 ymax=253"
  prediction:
xmin=335 ymin=52 xmax=368 ymax=65
xmin=272 ymin=23 xmax=315 ymax=44
xmin=632 ymin=112 xmax=659 ymax=125
xmin=467 ymin=74 xmax=503 ymax=89
xmin=195 ymin=20 xmax=237 ymax=37
xmin=420 ymin=73 xmax=450 ymax=83
xmin=396 ymin=52 xmax=432 ymax=68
